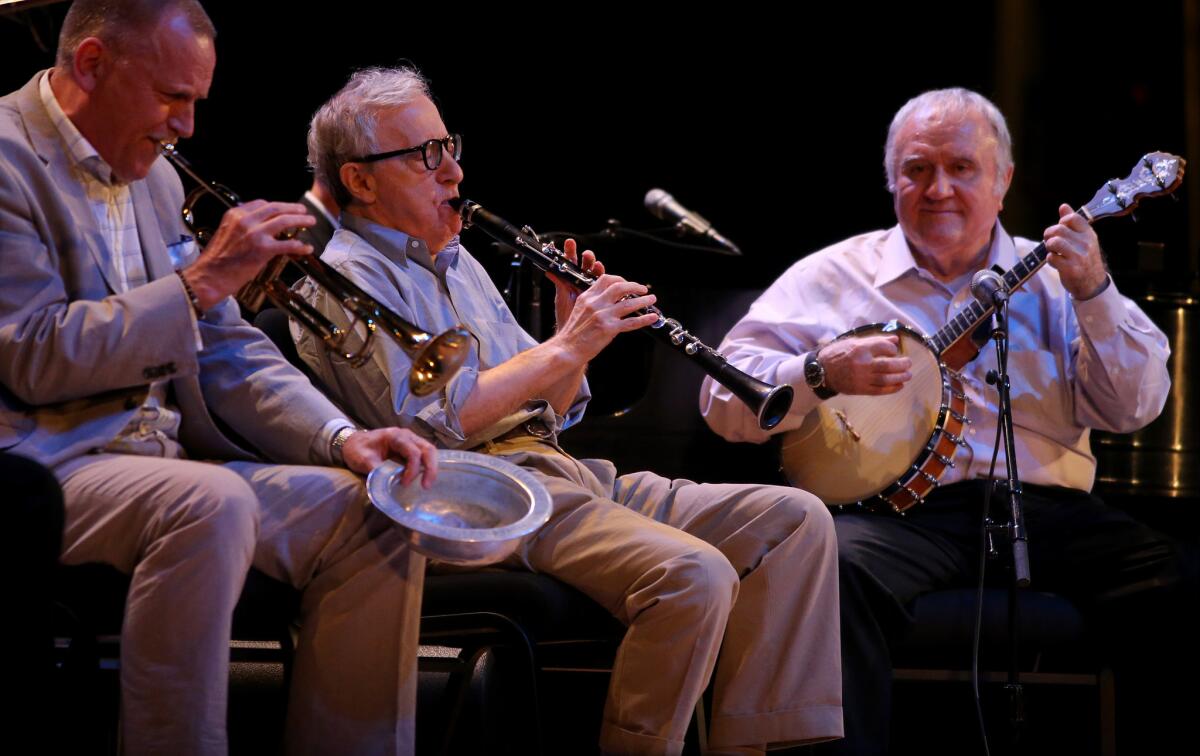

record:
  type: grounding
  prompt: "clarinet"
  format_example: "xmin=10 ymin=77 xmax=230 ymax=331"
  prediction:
xmin=452 ymin=199 xmax=793 ymax=431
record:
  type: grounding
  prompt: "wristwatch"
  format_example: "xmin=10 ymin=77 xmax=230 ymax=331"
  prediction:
xmin=803 ymin=350 xmax=837 ymax=400
xmin=330 ymin=425 xmax=358 ymax=466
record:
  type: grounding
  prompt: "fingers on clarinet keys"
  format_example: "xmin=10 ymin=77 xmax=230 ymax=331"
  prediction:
xmin=366 ymin=450 xmax=552 ymax=566
xmin=454 ymin=198 xmax=789 ymax=431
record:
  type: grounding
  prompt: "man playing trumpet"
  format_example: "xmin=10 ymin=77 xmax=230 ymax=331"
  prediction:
xmin=0 ymin=1 xmax=441 ymax=753
xmin=295 ymin=65 xmax=844 ymax=755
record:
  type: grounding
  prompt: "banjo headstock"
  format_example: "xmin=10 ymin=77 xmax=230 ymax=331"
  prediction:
xmin=1080 ymin=152 xmax=1186 ymax=222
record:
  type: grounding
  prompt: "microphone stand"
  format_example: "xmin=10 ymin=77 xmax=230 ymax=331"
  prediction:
xmin=981 ymin=290 xmax=1032 ymax=748
xmin=498 ymin=247 xmax=544 ymax=340
xmin=597 ymin=219 xmax=742 ymax=255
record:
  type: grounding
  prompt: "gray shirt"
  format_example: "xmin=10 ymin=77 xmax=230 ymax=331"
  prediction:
xmin=292 ymin=213 xmax=590 ymax=449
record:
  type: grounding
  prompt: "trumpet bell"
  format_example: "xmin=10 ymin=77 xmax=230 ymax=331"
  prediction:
xmin=161 ymin=142 xmax=471 ymax=396
xmin=410 ymin=327 xmax=472 ymax=396
xmin=367 ymin=450 xmax=552 ymax=566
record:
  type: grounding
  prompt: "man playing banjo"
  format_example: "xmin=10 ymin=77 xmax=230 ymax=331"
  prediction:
xmin=700 ymin=88 xmax=1186 ymax=754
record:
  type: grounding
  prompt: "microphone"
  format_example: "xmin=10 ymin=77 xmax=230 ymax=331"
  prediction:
xmin=970 ymin=269 xmax=1009 ymax=308
xmin=644 ymin=188 xmax=741 ymax=255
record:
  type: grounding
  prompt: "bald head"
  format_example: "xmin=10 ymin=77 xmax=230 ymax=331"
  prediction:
xmin=56 ymin=0 xmax=215 ymax=69
xmin=50 ymin=1 xmax=216 ymax=183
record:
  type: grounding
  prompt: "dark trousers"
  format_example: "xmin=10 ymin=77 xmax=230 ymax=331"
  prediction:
xmin=817 ymin=480 xmax=1184 ymax=755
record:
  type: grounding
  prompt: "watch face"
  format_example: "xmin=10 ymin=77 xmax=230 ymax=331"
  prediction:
xmin=804 ymin=355 xmax=822 ymax=387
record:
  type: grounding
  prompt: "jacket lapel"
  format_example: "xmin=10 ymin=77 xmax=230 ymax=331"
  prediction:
xmin=17 ymin=72 xmax=124 ymax=295
xmin=132 ymin=179 xmax=175 ymax=280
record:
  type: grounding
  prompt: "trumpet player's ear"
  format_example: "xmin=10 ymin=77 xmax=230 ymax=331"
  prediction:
xmin=69 ymin=37 xmax=110 ymax=93
xmin=340 ymin=161 xmax=377 ymax=206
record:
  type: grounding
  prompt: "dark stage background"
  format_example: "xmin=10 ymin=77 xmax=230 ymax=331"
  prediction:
xmin=4 ymin=4 xmax=1198 ymax=753
xmin=3 ymin=0 xmax=1197 ymax=443
xmin=3 ymin=1 xmax=1196 ymax=294
xmin=5 ymin=0 xmax=1197 ymax=467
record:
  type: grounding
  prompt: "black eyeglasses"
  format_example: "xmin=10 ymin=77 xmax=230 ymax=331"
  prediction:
xmin=353 ymin=134 xmax=463 ymax=171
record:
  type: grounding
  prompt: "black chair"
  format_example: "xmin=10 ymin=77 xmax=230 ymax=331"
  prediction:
xmin=417 ymin=571 xmax=623 ymax=755
xmin=893 ymin=588 xmax=1114 ymax=756
xmin=3 ymin=453 xmax=67 ymax=752
xmin=51 ymin=561 xmax=301 ymax=754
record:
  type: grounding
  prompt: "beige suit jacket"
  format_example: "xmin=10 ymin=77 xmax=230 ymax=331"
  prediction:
xmin=0 ymin=72 xmax=345 ymax=469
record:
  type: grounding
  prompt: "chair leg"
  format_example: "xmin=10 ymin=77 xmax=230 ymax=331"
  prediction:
xmin=1099 ymin=665 xmax=1116 ymax=756
xmin=421 ymin=612 xmax=545 ymax=756
xmin=693 ymin=697 xmax=708 ymax=754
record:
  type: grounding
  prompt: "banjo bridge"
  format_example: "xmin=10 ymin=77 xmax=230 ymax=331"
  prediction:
xmin=833 ymin=409 xmax=862 ymax=442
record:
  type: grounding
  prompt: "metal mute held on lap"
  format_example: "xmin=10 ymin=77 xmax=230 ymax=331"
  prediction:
xmin=160 ymin=141 xmax=471 ymax=397
xmin=367 ymin=450 xmax=552 ymax=566
xmin=451 ymin=198 xmax=794 ymax=430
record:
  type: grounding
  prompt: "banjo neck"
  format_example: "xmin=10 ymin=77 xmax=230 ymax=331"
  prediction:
xmin=931 ymin=151 xmax=1186 ymax=371
xmin=932 ymin=241 xmax=1052 ymax=370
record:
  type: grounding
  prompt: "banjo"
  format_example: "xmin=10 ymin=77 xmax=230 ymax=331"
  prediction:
xmin=780 ymin=152 xmax=1186 ymax=511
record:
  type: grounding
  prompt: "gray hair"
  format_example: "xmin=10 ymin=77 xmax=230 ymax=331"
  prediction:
xmin=55 ymin=0 xmax=215 ymax=68
xmin=883 ymin=87 xmax=1013 ymax=194
xmin=308 ymin=66 xmax=434 ymax=209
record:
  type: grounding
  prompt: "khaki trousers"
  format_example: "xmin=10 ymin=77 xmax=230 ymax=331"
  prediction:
xmin=484 ymin=435 xmax=844 ymax=755
xmin=56 ymin=454 xmax=425 ymax=756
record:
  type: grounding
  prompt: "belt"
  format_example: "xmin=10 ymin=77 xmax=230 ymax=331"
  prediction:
xmin=486 ymin=419 xmax=555 ymax=446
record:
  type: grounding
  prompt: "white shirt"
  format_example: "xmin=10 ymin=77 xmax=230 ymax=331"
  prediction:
xmin=700 ymin=223 xmax=1171 ymax=492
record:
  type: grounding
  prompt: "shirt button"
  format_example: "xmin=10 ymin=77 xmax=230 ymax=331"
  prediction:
xmin=1084 ymin=315 xmax=1094 ymax=324
xmin=411 ymin=240 xmax=420 ymax=248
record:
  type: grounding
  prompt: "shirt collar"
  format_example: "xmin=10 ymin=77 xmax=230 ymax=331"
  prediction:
xmin=874 ymin=226 xmax=924 ymax=288
xmin=874 ymin=220 xmax=1017 ymax=289
xmin=38 ymin=70 xmax=120 ymax=186
xmin=304 ymin=190 xmax=340 ymax=228
xmin=340 ymin=212 xmax=461 ymax=276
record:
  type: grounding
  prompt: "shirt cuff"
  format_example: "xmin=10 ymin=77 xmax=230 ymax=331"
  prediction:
xmin=776 ymin=352 xmax=812 ymax=394
xmin=172 ymin=272 xmax=204 ymax=350
xmin=1072 ymin=275 xmax=1122 ymax=341
xmin=413 ymin=365 xmax=480 ymax=446
xmin=312 ymin=417 xmax=358 ymax=467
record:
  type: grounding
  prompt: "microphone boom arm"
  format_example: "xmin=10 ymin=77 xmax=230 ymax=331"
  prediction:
xmin=454 ymin=199 xmax=792 ymax=431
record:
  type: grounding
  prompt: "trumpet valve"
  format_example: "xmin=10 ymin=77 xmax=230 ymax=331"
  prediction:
xmin=236 ymin=280 xmax=269 ymax=313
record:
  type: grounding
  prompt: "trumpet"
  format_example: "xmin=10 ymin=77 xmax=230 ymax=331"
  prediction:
xmin=453 ymin=199 xmax=794 ymax=430
xmin=160 ymin=142 xmax=471 ymax=397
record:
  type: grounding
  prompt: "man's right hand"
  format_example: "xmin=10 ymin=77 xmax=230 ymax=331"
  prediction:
xmin=551 ymin=273 xmax=659 ymax=365
xmin=819 ymin=335 xmax=913 ymax=395
xmin=179 ymin=200 xmax=316 ymax=311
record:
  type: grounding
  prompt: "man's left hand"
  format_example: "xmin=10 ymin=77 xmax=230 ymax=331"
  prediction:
xmin=1044 ymin=204 xmax=1109 ymax=299
xmin=551 ymin=238 xmax=605 ymax=327
xmin=342 ymin=428 xmax=439 ymax=488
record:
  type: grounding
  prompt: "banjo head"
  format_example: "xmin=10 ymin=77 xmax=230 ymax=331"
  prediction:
xmin=781 ymin=324 xmax=945 ymax=505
